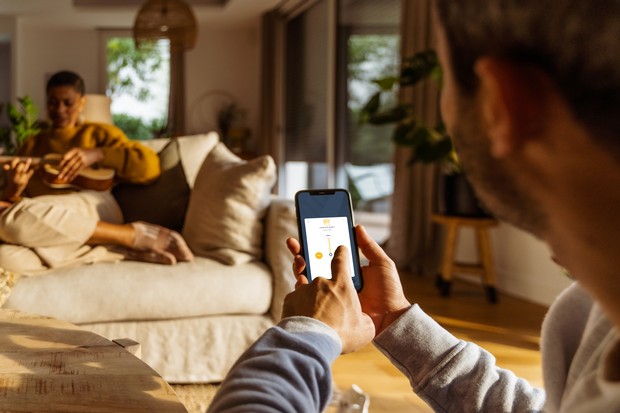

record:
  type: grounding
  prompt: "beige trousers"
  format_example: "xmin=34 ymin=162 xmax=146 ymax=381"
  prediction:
xmin=0 ymin=191 xmax=124 ymax=276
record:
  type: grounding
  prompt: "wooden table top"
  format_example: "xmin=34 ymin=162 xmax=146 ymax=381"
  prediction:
xmin=0 ymin=309 xmax=187 ymax=412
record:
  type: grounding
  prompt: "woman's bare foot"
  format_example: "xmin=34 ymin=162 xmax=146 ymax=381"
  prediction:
xmin=131 ymin=221 xmax=194 ymax=263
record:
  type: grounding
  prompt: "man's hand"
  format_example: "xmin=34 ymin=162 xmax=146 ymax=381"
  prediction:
xmin=285 ymin=225 xmax=411 ymax=349
xmin=2 ymin=158 xmax=34 ymax=202
xmin=59 ymin=147 xmax=104 ymax=182
xmin=282 ymin=245 xmax=375 ymax=353
xmin=354 ymin=224 xmax=411 ymax=334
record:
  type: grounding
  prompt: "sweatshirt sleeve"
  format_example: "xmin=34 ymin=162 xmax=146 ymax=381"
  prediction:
xmin=91 ymin=124 xmax=160 ymax=184
xmin=207 ymin=317 xmax=342 ymax=413
xmin=374 ymin=304 xmax=546 ymax=412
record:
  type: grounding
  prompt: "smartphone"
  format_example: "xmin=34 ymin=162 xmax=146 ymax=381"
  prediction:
xmin=295 ymin=189 xmax=363 ymax=291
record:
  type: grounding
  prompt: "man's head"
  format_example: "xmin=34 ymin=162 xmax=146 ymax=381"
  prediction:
xmin=433 ymin=1 xmax=620 ymax=235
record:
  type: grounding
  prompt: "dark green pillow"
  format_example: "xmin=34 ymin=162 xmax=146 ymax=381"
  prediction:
xmin=112 ymin=139 xmax=190 ymax=232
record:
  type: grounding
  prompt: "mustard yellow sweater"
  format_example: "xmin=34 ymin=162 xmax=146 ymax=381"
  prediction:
xmin=18 ymin=122 xmax=160 ymax=196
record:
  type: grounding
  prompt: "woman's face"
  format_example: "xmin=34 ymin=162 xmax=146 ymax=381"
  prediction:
xmin=47 ymin=85 xmax=86 ymax=129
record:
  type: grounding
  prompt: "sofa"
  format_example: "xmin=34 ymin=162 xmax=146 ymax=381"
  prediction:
xmin=2 ymin=132 xmax=298 ymax=383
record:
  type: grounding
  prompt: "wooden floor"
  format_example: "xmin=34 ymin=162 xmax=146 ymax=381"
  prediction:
xmin=330 ymin=272 xmax=548 ymax=413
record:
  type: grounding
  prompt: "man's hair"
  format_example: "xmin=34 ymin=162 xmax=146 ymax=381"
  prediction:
xmin=434 ymin=1 xmax=620 ymax=153
xmin=46 ymin=71 xmax=85 ymax=96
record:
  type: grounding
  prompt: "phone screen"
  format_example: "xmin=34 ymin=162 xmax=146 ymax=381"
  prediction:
xmin=295 ymin=189 xmax=363 ymax=291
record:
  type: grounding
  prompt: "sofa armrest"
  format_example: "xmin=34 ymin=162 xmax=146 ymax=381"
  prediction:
xmin=264 ymin=198 xmax=297 ymax=321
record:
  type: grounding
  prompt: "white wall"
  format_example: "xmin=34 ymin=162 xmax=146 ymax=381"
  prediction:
xmin=14 ymin=22 xmax=99 ymax=109
xmin=454 ymin=222 xmax=573 ymax=306
xmin=185 ymin=27 xmax=261 ymax=145
xmin=12 ymin=20 xmax=262 ymax=146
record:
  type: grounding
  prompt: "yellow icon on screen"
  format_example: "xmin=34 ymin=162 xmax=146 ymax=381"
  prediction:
xmin=315 ymin=252 xmax=323 ymax=259
xmin=323 ymin=219 xmax=330 ymax=226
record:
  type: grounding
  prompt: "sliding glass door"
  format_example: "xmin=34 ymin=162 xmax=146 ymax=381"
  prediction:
xmin=282 ymin=0 xmax=400 ymax=216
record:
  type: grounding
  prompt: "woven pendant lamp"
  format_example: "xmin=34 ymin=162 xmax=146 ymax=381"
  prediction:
xmin=133 ymin=0 xmax=198 ymax=50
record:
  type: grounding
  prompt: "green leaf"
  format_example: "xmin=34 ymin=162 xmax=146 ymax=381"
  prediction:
xmin=5 ymin=95 xmax=41 ymax=149
xmin=400 ymin=49 xmax=439 ymax=87
xmin=410 ymin=136 xmax=453 ymax=164
xmin=367 ymin=105 xmax=408 ymax=124
xmin=359 ymin=92 xmax=381 ymax=123
xmin=392 ymin=121 xmax=416 ymax=145
xmin=410 ymin=126 xmax=435 ymax=146
xmin=371 ymin=76 xmax=399 ymax=91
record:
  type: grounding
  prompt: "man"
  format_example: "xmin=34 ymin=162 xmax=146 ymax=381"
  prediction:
xmin=207 ymin=1 xmax=620 ymax=411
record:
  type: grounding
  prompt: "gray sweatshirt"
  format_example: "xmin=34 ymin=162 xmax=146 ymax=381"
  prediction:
xmin=208 ymin=283 xmax=620 ymax=412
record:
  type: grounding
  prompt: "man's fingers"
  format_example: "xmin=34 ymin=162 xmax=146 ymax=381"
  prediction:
xmin=294 ymin=274 xmax=309 ymax=289
xmin=330 ymin=246 xmax=352 ymax=285
xmin=356 ymin=224 xmax=389 ymax=263
xmin=293 ymin=254 xmax=306 ymax=275
xmin=286 ymin=237 xmax=301 ymax=256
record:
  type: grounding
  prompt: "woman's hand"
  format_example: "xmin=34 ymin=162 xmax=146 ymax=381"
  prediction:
xmin=59 ymin=147 xmax=104 ymax=182
xmin=284 ymin=225 xmax=411 ymax=349
xmin=2 ymin=158 xmax=34 ymax=202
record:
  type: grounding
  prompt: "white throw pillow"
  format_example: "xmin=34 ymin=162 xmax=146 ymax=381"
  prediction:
xmin=177 ymin=132 xmax=220 ymax=188
xmin=182 ymin=143 xmax=277 ymax=265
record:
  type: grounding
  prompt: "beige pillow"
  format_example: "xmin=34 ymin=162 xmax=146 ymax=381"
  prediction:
xmin=182 ymin=143 xmax=277 ymax=265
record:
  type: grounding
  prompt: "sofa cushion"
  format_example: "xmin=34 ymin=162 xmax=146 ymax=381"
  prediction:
xmin=112 ymin=139 xmax=190 ymax=231
xmin=182 ymin=143 xmax=277 ymax=265
xmin=135 ymin=132 xmax=220 ymax=188
xmin=175 ymin=133 xmax=220 ymax=188
xmin=4 ymin=257 xmax=273 ymax=324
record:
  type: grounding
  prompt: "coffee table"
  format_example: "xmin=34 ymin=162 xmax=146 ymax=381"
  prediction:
xmin=0 ymin=309 xmax=187 ymax=412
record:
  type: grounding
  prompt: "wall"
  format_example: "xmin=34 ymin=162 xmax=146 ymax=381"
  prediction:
xmin=185 ymin=27 xmax=261 ymax=145
xmin=454 ymin=222 xmax=573 ymax=306
xmin=0 ymin=16 xmax=16 ymax=106
xmin=0 ymin=42 xmax=10 ymax=110
xmin=11 ymin=20 xmax=262 ymax=144
xmin=14 ymin=23 xmax=99 ymax=107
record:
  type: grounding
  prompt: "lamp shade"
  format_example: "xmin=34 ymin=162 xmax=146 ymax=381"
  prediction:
xmin=133 ymin=0 xmax=198 ymax=50
xmin=82 ymin=94 xmax=113 ymax=124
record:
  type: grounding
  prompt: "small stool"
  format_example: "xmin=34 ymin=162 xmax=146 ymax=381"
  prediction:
xmin=432 ymin=214 xmax=499 ymax=303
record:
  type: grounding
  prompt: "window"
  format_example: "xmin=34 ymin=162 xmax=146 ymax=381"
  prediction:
xmin=282 ymin=0 xmax=400 ymax=216
xmin=283 ymin=0 xmax=331 ymax=195
xmin=102 ymin=32 xmax=170 ymax=140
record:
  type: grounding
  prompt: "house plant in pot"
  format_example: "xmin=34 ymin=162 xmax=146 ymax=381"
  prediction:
xmin=360 ymin=49 xmax=490 ymax=218
xmin=0 ymin=96 xmax=42 ymax=155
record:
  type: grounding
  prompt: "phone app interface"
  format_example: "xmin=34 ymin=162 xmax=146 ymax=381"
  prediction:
xmin=304 ymin=216 xmax=355 ymax=280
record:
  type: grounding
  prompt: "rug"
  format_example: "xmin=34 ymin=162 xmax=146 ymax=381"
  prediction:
xmin=0 ymin=268 xmax=18 ymax=307
xmin=171 ymin=384 xmax=219 ymax=413
xmin=170 ymin=383 xmax=369 ymax=413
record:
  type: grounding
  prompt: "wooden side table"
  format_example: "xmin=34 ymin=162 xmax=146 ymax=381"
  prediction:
xmin=431 ymin=214 xmax=499 ymax=303
xmin=0 ymin=309 xmax=187 ymax=412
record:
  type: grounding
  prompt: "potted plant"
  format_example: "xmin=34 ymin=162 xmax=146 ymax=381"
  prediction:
xmin=0 ymin=96 xmax=42 ymax=155
xmin=360 ymin=50 xmax=489 ymax=218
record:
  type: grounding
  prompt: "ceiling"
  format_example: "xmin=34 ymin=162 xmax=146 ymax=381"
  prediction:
xmin=0 ymin=0 xmax=283 ymax=29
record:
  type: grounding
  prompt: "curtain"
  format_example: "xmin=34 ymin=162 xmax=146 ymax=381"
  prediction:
xmin=167 ymin=47 xmax=186 ymax=137
xmin=259 ymin=10 xmax=282 ymax=159
xmin=385 ymin=0 xmax=442 ymax=275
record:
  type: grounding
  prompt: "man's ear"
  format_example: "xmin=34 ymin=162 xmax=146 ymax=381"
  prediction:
xmin=474 ymin=58 xmax=550 ymax=158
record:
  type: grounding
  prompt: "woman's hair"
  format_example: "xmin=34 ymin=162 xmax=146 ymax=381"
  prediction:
xmin=434 ymin=0 xmax=620 ymax=154
xmin=46 ymin=71 xmax=85 ymax=96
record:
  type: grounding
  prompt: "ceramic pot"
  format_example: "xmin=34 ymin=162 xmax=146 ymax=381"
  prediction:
xmin=441 ymin=173 xmax=491 ymax=217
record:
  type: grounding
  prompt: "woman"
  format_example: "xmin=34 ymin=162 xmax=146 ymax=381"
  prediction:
xmin=0 ymin=71 xmax=193 ymax=275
